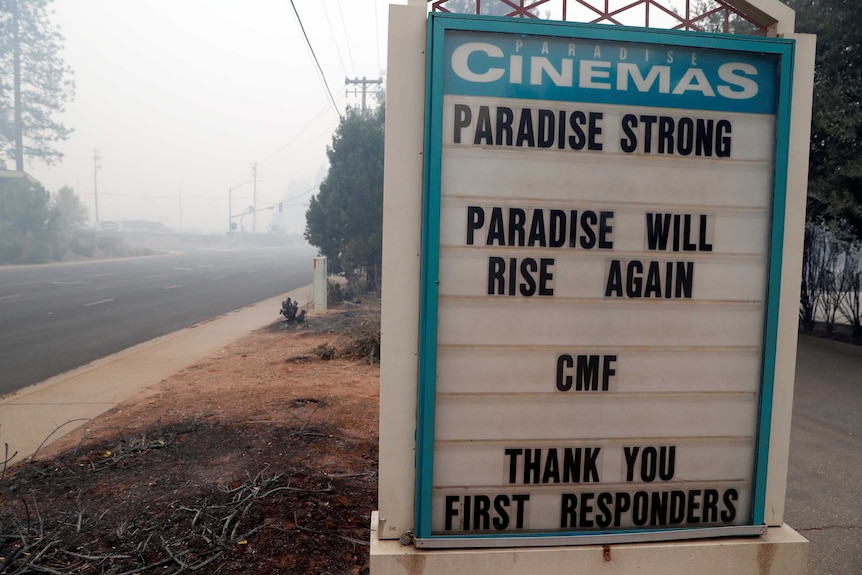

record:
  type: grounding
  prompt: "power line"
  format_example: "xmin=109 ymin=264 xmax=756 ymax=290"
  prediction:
xmin=321 ymin=0 xmax=349 ymax=78
xmin=334 ymin=0 xmax=356 ymax=76
xmin=269 ymin=101 xmax=336 ymax=158
xmin=96 ymin=193 xmax=237 ymax=200
xmin=289 ymin=0 xmax=342 ymax=119
xmin=269 ymin=93 xmax=347 ymax=157
xmin=284 ymin=183 xmax=320 ymax=203
xmin=374 ymin=0 xmax=382 ymax=73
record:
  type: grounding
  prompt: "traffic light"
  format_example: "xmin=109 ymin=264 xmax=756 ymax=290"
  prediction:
xmin=278 ymin=202 xmax=283 ymax=212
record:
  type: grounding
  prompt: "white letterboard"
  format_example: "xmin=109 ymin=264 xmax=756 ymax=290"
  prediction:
xmin=415 ymin=15 xmax=795 ymax=546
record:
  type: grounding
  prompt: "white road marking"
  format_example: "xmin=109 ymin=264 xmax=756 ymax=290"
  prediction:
xmin=84 ymin=298 xmax=115 ymax=307
xmin=164 ymin=285 xmax=182 ymax=290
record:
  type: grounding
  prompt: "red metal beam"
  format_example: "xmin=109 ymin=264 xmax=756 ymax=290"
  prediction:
xmin=428 ymin=0 xmax=767 ymax=35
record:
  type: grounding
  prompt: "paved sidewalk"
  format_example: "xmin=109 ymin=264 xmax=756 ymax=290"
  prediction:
xmin=0 ymin=284 xmax=313 ymax=465
xmin=785 ymin=335 xmax=862 ymax=575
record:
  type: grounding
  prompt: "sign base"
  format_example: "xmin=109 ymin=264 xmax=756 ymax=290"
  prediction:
xmin=370 ymin=512 xmax=808 ymax=575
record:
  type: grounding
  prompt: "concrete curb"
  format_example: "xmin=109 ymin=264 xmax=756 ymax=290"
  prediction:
xmin=798 ymin=333 xmax=862 ymax=358
xmin=0 ymin=283 xmax=314 ymax=465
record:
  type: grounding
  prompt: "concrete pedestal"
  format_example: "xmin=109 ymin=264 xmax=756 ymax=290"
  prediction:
xmin=370 ymin=512 xmax=808 ymax=575
xmin=312 ymin=256 xmax=327 ymax=312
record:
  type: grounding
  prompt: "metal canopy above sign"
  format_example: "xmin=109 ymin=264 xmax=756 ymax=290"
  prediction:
xmin=416 ymin=13 xmax=795 ymax=548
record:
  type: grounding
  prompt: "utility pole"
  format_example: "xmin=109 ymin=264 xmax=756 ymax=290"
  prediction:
xmin=178 ymin=181 xmax=183 ymax=232
xmin=228 ymin=180 xmax=252 ymax=235
xmin=93 ymin=149 xmax=101 ymax=227
xmin=12 ymin=0 xmax=23 ymax=171
xmin=251 ymin=161 xmax=258 ymax=233
xmin=345 ymin=76 xmax=382 ymax=112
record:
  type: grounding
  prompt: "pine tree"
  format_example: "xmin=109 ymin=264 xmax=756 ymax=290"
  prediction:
xmin=786 ymin=0 xmax=862 ymax=236
xmin=305 ymin=106 xmax=385 ymax=291
xmin=0 ymin=0 xmax=75 ymax=169
xmin=54 ymin=184 xmax=87 ymax=229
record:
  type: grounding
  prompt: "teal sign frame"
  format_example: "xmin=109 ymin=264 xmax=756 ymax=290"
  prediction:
xmin=417 ymin=13 xmax=795 ymax=548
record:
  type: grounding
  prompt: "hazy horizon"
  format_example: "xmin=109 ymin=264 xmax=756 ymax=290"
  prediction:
xmin=20 ymin=0 xmax=392 ymax=235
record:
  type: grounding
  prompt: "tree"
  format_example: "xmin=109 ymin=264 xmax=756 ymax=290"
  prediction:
xmin=0 ymin=0 xmax=75 ymax=169
xmin=785 ymin=0 xmax=862 ymax=237
xmin=438 ymin=0 xmax=543 ymax=17
xmin=836 ymin=240 xmax=861 ymax=338
xmin=54 ymin=184 xmax=87 ymax=230
xmin=0 ymin=175 xmax=57 ymax=263
xmin=684 ymin=0 xmax=758 ymax=35
xmin=305 ymin=106 xmax=385 ymax=291
xmin=800 ymin=219 xmax=862 ymax=338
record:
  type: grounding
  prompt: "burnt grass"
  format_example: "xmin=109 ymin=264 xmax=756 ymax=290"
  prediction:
xmin=0 ymin=418 xmax=376 ymax=574
xmin=0 ymin=301 xmax=381 ymax=575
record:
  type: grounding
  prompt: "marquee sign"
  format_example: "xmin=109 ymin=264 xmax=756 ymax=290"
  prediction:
xmin=416 ymin=14 xmax=795 ymax=548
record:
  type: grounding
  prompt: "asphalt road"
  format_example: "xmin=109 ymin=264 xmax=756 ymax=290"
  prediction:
xmin=2 ymin=246 xmax=858 ymax=574
xmin=785 ymin=336 xmax=862 ymax=575
xmin=0 ymin=244 xmax=317 ymax=394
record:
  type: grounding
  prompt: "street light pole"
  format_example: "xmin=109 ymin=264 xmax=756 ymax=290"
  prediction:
xmin=251 ymin=161 xmax=259 ymax=234
xmin=228 ymin=181 xmax=253 ymax=233
xmin=93 ymin=149 xmax=101 ymax=229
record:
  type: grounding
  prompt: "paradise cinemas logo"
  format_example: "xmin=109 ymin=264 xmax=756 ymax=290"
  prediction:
xmin=442 ymin=31 xmax=778 ymax=114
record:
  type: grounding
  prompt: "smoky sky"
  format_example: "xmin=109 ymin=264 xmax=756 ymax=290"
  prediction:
xmin=28 ymin=0 xmax=389 ymax=234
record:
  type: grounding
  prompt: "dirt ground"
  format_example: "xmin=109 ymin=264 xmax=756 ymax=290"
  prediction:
xmin=0 ymin=298 xmax=381 ymax=575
